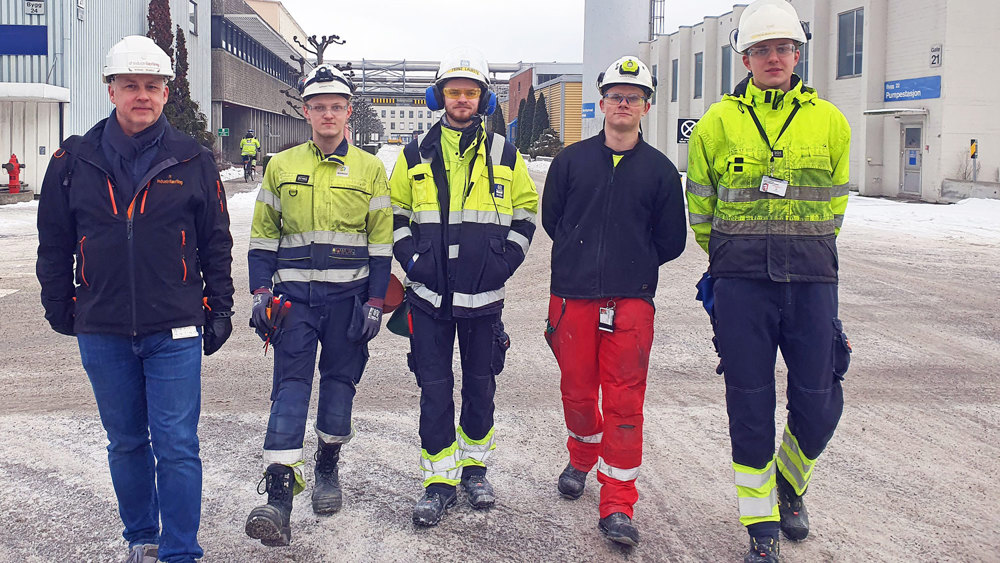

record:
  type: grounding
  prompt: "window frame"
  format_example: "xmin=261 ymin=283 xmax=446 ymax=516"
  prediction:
xmin=720 ymin=45 xmax=732 ymax=95
xmin=693 ymin=52 xmax=704 ymax=99
xmin=670 ymin=58 xmax=679 ymax=102
xmin=837 ymin=8 xmax=864 ymax=79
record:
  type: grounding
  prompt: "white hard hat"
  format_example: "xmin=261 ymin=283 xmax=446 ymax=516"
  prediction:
xmin=298 ymin=64 xmax=354 ymax=100
xmin=103 ymin=35 xmax=174 ymax=83
xmin=597 ymin=56 xmax=656 ymax=97
xmin=435 ymin=46 xmax=491 ymax=89
xmin=733 ymin=0 xmax=809 ymax=53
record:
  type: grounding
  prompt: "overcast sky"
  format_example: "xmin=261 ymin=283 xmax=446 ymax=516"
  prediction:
xmin=280 ymin=0 xmax=743 ymax=63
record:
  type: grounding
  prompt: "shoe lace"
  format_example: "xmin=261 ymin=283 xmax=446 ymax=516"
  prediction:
xmin=314 ymin=446 xmax=339 ymax=473
xmin=257 ymin=470 xmax=292 ymax=502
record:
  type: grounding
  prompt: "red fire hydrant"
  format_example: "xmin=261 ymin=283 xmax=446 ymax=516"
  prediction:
xmin=2 ymin=154 xmax=25 ymax=194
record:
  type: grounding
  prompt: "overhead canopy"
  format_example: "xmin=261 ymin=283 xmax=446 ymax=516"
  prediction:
xmin=226 ymin=13 xmax=311 ymax=70
xmin=863 ymin=108 xmax=929 ymax=117
xmin=0 ymin=83 xmax=70 ymax=103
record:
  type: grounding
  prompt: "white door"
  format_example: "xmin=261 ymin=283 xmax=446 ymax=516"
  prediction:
xmin=900 ymin=125 xmax=922 ymax=195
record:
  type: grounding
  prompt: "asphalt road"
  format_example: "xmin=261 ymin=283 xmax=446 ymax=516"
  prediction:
xmin=0 ymin=170 xmax=997 ymax=562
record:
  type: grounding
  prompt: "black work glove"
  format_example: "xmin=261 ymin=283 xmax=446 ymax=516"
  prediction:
xmin=203 ymin=310 xmax=234 ymax=355
xmin=250 ymin=288 xmax=274 ymax=340
xmin=360 ymin=299 xmax=383 ymax=342
xmin=47 ymin=299 xmax=76 ymax=336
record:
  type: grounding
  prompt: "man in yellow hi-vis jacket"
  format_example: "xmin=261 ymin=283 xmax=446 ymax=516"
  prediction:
xmin=685 ymin=1 xmax=853 ymax=561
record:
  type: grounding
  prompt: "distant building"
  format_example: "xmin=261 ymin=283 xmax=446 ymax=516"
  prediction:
xmin=502 ymin=63 xmax=583 ymax=147
xmin=371 ymin=97 xmax=442 ymax=144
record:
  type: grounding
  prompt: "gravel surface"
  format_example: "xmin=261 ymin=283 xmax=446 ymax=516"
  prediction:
xmin=1 ymin=168 xmax=997 ymax=562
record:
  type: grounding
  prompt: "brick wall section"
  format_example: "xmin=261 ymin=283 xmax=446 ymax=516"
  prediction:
xmin=508 ymin=68 xmax=533 ymax=122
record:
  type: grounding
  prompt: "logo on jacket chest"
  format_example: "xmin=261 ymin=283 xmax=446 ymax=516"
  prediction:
xmin=492 ymin=183 xmax=504 ymax=198
xmin=336 ymin=165 xmax=350 ymax=178
xmin=156 ymin=175 xmax=183 ymax=186
xmin=296 ymin=174 xmax=310 ymax=183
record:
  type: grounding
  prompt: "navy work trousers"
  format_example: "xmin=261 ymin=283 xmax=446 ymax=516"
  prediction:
xmin=408 ymin=306 xmax=501 ymax=457
xmin=713 ymin=279 xmax=845 ymax=470
xmin=264 ymin=295 xmax=368 ymax=456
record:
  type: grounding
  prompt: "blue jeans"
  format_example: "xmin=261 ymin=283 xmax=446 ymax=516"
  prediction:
xmin=77 ymin=331 xmax=204 ymax=563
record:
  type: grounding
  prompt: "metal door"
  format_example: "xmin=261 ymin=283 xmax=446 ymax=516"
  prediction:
xmin=900 ymin=126 xmax=922 ymax=194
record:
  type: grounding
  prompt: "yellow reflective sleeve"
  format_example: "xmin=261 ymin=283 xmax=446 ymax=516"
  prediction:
xmin=389 ymin=150 xmax=413 ymax=212
xmin=686 ymin=126 xmax=719 ymax=253
xmin=250 ymin=157 xmax=282 ymax=241
xmin=367 ymin=161 xmax=393 ymax=245
xmin=511 ymin=151 xmax=539 ymax=214
xmin=830 ymin=112 xmax=851 ymax=236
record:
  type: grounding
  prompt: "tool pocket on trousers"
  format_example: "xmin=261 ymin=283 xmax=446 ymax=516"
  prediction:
xmin=407 ymin=351 xmax=421 ymax=388
xmin=347 ymin=295 xmax=364 ymax=343
xmin=832 ymin=318 xmax=852 ymax=381
xmin=490 ymin=320 xmax=511 ymax=376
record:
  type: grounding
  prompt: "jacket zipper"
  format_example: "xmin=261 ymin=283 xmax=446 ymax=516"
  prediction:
xmin=78 ymin=236 xmax=90 ymax=287
xmin=596 ymin=156 xmax=617 ymax=295
xmin=181 ymin=229 xmax=188 ymax=283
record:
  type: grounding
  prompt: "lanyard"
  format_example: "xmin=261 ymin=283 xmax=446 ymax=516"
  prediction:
xmin=747 ymin=99 xmax=801 ymax=167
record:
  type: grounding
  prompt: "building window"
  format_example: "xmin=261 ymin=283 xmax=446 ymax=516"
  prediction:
xmin=671 ymin=59 xmax=678 ymax=102
xmin=795 ymin=23 xmax=811 ymax=82
xmin=721 ymin=46 xmax=732 ymax=95
xmin=409 ymin=110 xmax=414 ymax=118
xmin=418 ymin=110 xmax=423 ymax=118
xmin=391 ymin=110 xmax=395 ymax=117
xmin=693 ymin=52 xmax=704 ymax=99
xmin=189 ymin=1 xmax=198 ymax=35
xmin=837 ymin=9 xmax=864 ymax=78
xmin=391 ymin=123 xmax=395 ymax=130
xmin=381 ymin=110 xmax=386 ymax=117
xmin=650 ymin=64 xmax=658 ymax=105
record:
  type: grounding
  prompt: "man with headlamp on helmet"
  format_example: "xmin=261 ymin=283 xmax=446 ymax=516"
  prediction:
xmin=541 ymin=55 xmax=686 ymax=547
xmin=389 ymin=47 xmax=538 ymax=527
xmin=686 ymin=1 xmax=852 ymax=561
xmin=244 ymin=63 xmax=392 ymax=547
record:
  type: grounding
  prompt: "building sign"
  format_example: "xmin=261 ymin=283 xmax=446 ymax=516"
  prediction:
xmin=581 ymin=102 xmax=595 ymax=119
xmin=677 ymin=118 xmax=698 ymax=144
xmin=217 ymin=128 xmax=229 ymax=137
xmin=0 ymin=25 xmax=48 ymax=56
xmin=25 ymin=1 xmax=45 ymax=15
xmin=884 ymin=76 xmax=941 ymax=102
xmin=930 ymin=44 xmax=942 ymax=68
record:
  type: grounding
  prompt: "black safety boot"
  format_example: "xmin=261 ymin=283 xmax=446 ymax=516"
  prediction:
xmin=744 ymin=535 xmax=780 ymax=563
xmin=460 ymin=468 xmax=496 ymax=509
xmin=598 ymin=512 xmax=640 ymax=547
xmin=312 ymin=441 xmax=343 ymax=515
xmin=557 ymin=462 xmax=587 ymax=500
xmin=412 ymin=485 xmax=457 ymax=527
xmin=245 ymin=463 xmax=294 ymax=547
xmin=777 ymin=472 xmax=809 ymax=541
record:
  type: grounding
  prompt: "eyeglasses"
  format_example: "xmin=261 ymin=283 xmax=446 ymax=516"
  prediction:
xmin=306 ymin=103 xmax=349 ymax=115
xmin=603 ymin=93 xmax=647 ymax=107
xmin=746 ymin=43 xmax=797 ymax=58
xmin=442 ymin=87 xmax=481 ymax=100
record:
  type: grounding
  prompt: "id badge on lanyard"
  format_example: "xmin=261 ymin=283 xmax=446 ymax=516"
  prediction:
xmin=599 ymin=300 xmax=616 ymax=333
xmin=748 ymin=102 xmax=800 ymax=199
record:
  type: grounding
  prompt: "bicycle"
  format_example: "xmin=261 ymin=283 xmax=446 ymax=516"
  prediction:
xmin=243 ymin=156 xmax=256 ymax=183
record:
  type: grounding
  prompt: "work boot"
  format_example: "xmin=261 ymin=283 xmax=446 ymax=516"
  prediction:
xmin=412 ymin=485 xmax=457 ymax=527
xmin=598 ymin=512 xmax=640 ymax=547
xmin=312 ymin=441 xmax=343 ymax=515
xmin=777 ymin=472 xmax=810 ymax=541
xmin=557 ymin=462 xmax=588 ymax=500
xmin=245 ymin=463 xmax=294 ymax=547
xmin=460 ymin=468 xmax=496 ymax=509
xmin=743 ymin=535 xmax=780 ymax=563
xmin=124 ymin=543 xmax=158 ymax=563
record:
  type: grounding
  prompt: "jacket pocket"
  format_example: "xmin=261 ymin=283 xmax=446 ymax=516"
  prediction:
xmin=180 ymin=230 xmax=188 ymax=284
xmin=490 ymin=319 xmax=511 ymax=376
xmin=479 ymin=166 xmax=514 ymax=214
xmin=407 ymin=238 xmax=437 ymax=288
xmin=408 ymin=164 xmax=437 ymax=212
xmin=477 ymin=236 xmax=511 ymax=290
xmin=76 ymin=236 xmax=90 ymax=287
xmin=723 ymin=151 xmax=768 ymax=190
xmin=832 ymin=318 xmax=851 ymax=381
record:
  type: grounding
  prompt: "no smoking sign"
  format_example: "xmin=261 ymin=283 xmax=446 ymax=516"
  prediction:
xmin=677 ymin=118 xmax=698 ymax=144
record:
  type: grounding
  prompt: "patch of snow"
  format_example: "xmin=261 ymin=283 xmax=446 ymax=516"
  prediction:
xmin=845 ymin=195 xmax=1000 ymax=242
xmin=526 ymin=159 xmax=551 ymax=175
xmin=219 ymin=166 xmax=244 ymax=182
xmin=0 ymin=199 xmax=39 ymax=238
xmin=376 ymin=145 xmax=403 ymax=177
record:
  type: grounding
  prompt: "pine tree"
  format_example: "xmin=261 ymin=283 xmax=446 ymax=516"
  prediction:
xmin=530 ymin=127 xmax=563 ymax=158
xmin=164 ymin=26 xmax=213 ymax=148
xmin=490 ymin=104 xmax=507 ymax=137
xmin=146 ymin=0 xmax=173 ymax=62
xmin=348 ymin=96 xmax=384 ymax=144
xmin=531 ymin=92 xmax=550 ymax=146
xmin=518 ymin=86 xmax=536 ymax=151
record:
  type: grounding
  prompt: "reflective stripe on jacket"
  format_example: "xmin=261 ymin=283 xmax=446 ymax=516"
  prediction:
xmin=389 ymin=120 xmax=539 ymax=318
xmin=686 ymin=75 xmax=851 ymax=282
xmin=240 ymin=137 xmax=260 ymax=156
xmin=249 ymin=138 xmax=392 ymax=305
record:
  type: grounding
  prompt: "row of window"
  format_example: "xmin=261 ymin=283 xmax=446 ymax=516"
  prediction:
xmin=663 ymin=8 xmax=863 ymax=102
xmin=380 ymin=109 xmax=431 ymax=119
xmin=389 ymin=122 xmax=434 ymax=131
xmin=211 ymin=16 xmax=298 ymax=86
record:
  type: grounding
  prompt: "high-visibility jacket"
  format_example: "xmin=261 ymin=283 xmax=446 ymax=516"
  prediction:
xmin=249 ymin=138 xmax=392 ymax=305
xmin=686 ymin=75 xmax=851 ymax=282
xmin=240 ymin=136 xmax=261 ymax=156
xmin=389 ymin=120 xmax=538 ymax=318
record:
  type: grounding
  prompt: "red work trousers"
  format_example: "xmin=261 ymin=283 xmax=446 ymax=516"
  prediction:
xmin=547 ymin=294 xmax=653 ymax=518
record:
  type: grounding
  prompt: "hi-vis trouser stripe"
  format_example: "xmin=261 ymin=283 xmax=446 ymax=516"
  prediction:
xmin=274 ymin=265 xmax=369 ymax=285
xmin=456 ymin=425 xmax=496 ymax=468
xmin=568 ymin=429 xmax=603 ymax=443
xmin=420 ymin=441 xmax=461 ymax=487
xmin=776 ymin=425 xmax=817 ymax=497
xmin=734 ymin=458 xmax=779 ymax=526
xmin=597 ymin=457 xmax=640 ymax=482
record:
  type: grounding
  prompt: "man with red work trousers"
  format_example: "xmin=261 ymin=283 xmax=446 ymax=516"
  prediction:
xmin=541 ymin=56 xmax=686 ymax=547
xmin=35 ymin=36 xmax=234 ymax=563
xmin=245 ymin=63 xmax=393 ymax=547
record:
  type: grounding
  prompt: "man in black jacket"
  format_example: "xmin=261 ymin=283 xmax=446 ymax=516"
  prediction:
xmin=541 ymin=56 xmax=686 ymax=547
xmin=35 ymin=36 xmax=233 ymax=563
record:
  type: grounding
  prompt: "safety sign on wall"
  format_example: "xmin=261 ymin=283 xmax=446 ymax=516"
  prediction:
xmin=218 ymin=128 xmax=230 ymax=137
xmin=581 ymin=103 xmax=595 ymax=119
xmin=884 ymin=76 xmax=941 ymax=102
xmin=25 ymin=1 xmax=45 ymax=15
xmin=677 ymin=118 xmax=698 ymax=144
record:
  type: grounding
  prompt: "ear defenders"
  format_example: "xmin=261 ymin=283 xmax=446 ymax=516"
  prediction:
xmin=425 ymin=83 xmax=497 ymax=116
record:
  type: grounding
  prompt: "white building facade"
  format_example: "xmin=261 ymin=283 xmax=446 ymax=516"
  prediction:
xmin=372 ymin=98 xmax=442 ymax=143
xmin=635 ymin=0 xmax=1000 ymax=202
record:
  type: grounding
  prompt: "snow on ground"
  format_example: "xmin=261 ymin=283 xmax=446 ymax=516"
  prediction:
xmin=376 ymin=144 xmax=403 ymax=177
xmin=219 ymin=166 xmax=244 ymax=182
xmin=526 ymin=159 xmax=552 ymax=175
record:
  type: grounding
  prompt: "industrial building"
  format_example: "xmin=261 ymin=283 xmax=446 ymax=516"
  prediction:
xmin=1 ymin=0 xmax=211 ymax=194
xmin=503 ymin=63 xmax=583 ymax=147
xmin=584 ymin=0 xmax=1000 ymax=202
